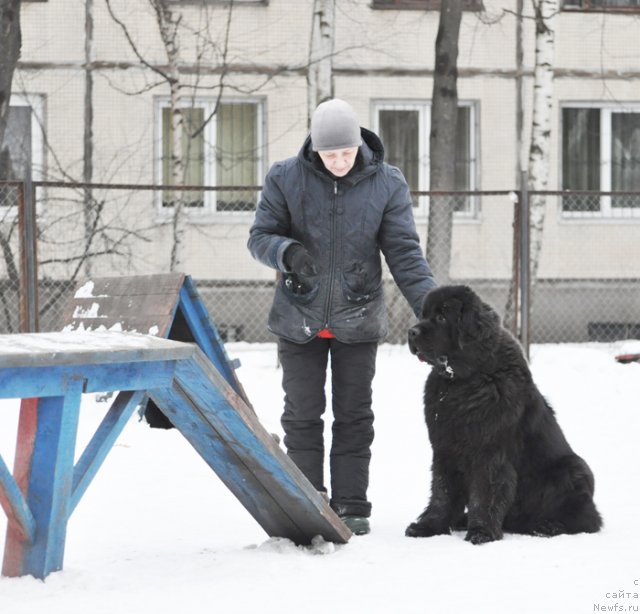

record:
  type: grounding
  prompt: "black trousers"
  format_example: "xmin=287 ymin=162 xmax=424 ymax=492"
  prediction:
xmin=278 ymin=336 xmax=377 ymax=518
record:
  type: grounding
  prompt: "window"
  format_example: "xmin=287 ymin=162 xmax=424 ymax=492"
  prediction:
xmin=156 ymin=98 xmax=263 ymax=214
xmin=374 ymin=101 xmax=478 ymax=217
xmin=562 ymin=105 xmax=640 ymax=217
xmin=372 ymin=0 xmax=483 ymax=10
xmin=1 ymin=95 xmax=45 ymax=183
xmin=562 ymin=0 xmax=640 ymax=11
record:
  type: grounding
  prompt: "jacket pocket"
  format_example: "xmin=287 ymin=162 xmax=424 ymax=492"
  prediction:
xmin=281 ymin=273 xmax=320 ymax=305
xmin=340 ymin=273 xmax=382 ymax=306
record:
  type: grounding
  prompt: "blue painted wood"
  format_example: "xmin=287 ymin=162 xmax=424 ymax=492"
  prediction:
xmin=148 ymin=384 xmax=298 ymax=539
xmin=0 ymin=361 xmax=179 ymax=399
xmin=150 ymin=350 xmax=351 ymax=545
xmin=23 ymin=380 xmax=83 ymax=578
xmin=0 ymin=452 xmax=36 ymax=545
xmin=1 ymin=327 xmax=349 ymax=579
xmin=70 ymin=389 xmax=147 ymax=514
xmin=177 ymin=278 xmax=244 ymax=399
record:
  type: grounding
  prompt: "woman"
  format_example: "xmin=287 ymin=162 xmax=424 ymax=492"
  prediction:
xmin=248 ymin=98 xmax=436 ymax=535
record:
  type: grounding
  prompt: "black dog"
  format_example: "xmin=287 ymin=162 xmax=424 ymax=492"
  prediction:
xmin=406 ymin=285 xmax=602 ymax=544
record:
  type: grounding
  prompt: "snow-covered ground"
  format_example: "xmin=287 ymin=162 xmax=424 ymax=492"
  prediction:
xmin=1 ymin=340 xmax=639 ymax=614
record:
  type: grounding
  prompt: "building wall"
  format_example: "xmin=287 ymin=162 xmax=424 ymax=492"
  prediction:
xmin=14 ymin=0 xmax=640 ymax=284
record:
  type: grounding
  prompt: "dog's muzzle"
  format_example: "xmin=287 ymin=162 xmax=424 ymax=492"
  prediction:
xmin=408 ymin=326 xmax=432 ymax=364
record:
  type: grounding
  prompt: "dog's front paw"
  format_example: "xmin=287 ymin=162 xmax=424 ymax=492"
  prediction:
xmin=532 ymin=520 xmax=565 ymax=537
xmin=464 ymin=527 xmax=500 ymax=545
xmin=405 ymin=522 xmax=450 ymax=538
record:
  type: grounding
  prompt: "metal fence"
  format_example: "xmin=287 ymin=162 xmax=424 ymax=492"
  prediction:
xmin=1 ymin=180 xmax=639 ymax=351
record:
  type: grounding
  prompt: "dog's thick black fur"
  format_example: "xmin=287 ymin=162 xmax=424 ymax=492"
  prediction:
xmin=406 ymin=285 xmax=602 ymax=544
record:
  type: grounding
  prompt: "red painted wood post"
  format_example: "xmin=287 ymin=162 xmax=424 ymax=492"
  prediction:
xmin=2 ymin=380 xmax=83 ymax=579
xmin=2 ymin=397 xmax=38 ymax=577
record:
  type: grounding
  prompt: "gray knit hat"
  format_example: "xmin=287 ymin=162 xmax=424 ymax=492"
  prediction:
xmin=311 ymin=98 xmax=363 ymax=152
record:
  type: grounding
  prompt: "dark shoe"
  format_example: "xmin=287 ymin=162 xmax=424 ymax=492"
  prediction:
xmin=341 ymin=515 xmax=370 ymax=536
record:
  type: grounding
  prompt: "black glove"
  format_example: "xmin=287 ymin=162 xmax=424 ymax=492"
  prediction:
xmin=284 ymin=244 xmax=318 ymax=277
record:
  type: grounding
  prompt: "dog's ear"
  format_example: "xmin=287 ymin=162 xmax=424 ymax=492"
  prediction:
xmin=458 ymin=297 xmax=481 ymax=348
xmin=457 ymin=287 xmax=499 ymax=348
xmin=419 ymin=291 xmax=431 ymax=319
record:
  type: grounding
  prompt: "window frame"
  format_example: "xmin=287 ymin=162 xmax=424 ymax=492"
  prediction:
xmin=154 ymin=96 xmax=265 ymax=219
xmin=371 ymin=0 xmax=483 ymax=10
xmin=561 ymin=0 xmax=640 ymax=13
xmin=0 ymin=94 xmax=45 ymax=218
xmin=167 ymin=0 xmax=268 ymax=5
xmin=560 ymin=101 xmax=640 ymax=219
xmin=3 ymin=94 xmax=45 ymax=182
xmin=372 ymin=99 xmax=479 ymax=220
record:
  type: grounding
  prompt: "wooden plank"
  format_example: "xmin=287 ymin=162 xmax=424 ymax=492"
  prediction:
xmin=154 ymin=350 xmax=350 ymax=544
xmin=148 ymin=383 xmax=307 ymax=542
xmin=178 ymin=280 xmax=248 ymax=403
xmin=0 ymin=331 xmax=194 ymax=369
xmin=63 ymin=295 xmax=178 ymax=329
xmin=61 ymin=316 xmax=175 ymax=336
xmin=0 ymin=360 xmax=179 ymax=399
xmin=60 ymin=274 xmax=185 ymax=332
xmin=66 ymin=294 xmax=180 ymax=319
xmin=70 ymin=389 xmax=147 ymax=514
xmin=79 ymin=273 xmax=186 ymax=297
xmin=177 ymin=354 xmax=350 ymax=543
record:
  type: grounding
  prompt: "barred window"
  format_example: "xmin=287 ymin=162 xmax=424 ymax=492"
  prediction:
xmin=372 ymin=0 xmax=483 ymax=10
xmin=562 ymin=105 xmax=640 ymax=216
xmin=157 ymin=99 xmax=264 ymax=214
xmin=374 ymin=101 xmax=478 ymax=217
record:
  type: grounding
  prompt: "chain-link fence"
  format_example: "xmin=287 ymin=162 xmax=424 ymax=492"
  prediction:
xmin=0 ymin=183 xmax=25 ymax=334
xmin=528 ymin=190 xmax=640 ymax=344
xmin=1 ymin=181 xmax=638 ymax=349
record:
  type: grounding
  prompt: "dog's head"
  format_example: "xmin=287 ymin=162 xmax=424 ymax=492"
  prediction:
xmin=408 ymin=285 xmax=500 ymax=375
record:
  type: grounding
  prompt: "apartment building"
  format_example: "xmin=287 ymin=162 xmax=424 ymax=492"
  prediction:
xmin=4 ymin=0 xmax=639 ymax=341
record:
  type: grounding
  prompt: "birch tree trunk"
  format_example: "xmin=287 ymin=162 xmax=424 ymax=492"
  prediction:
xmin=307 ymin=0 xmax=335 ymax=125
xmin=0 ymin=0 xmax=21 ymax=180
xmin=152 ymin=0 xmax=185 ymax=272
xmin=426 ymin=0 xmax=462 ymax=285
xmin=503 ymin=0 xmax=525 ymax=332
xmin=527 ymin=0 xmax=556 ymax=283
xmin=84 ymin=0 xmax=95 ymax=275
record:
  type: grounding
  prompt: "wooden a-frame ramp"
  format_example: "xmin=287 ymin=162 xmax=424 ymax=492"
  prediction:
xmin=0 ymin=274 xmax=350 ymax=580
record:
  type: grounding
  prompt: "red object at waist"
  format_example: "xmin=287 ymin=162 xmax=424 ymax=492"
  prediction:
xmin=317 ymin=328 xmax=335 ymax=339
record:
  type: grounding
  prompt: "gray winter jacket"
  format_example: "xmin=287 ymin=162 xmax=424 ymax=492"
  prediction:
xmin=248 ymin=128 xmax=437 ymax=344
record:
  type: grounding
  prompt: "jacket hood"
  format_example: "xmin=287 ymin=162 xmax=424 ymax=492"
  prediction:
xmin=298 ymin=127 xmax=385 ymax=181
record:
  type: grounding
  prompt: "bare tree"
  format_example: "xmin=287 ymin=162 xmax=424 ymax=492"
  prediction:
xmin=426 ymin=0 xmax=462 ymax=285
xmin=105 ymin=0 xmax=214 ymax=272
xmin=152 ymin=0 xmax=186 ymax=272
xmin=307 ymin=0 xmax=335 ymax=125
xmin=527 ymin=0 xmax=556 ymax=283
xmin=0 ymin=0 xmax=21 ymax=180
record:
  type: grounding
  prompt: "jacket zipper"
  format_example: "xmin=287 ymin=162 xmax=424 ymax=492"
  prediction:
xmin=323 ymin=180 xmax=339 ymax=329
